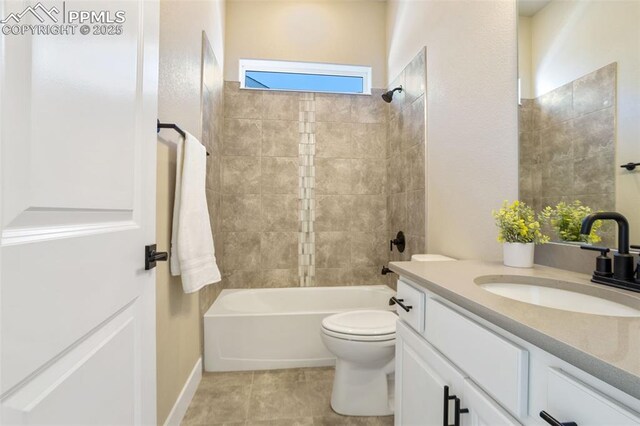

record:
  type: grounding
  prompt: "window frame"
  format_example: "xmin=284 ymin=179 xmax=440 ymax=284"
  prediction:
xmin=238 ymin=59 xmax=372 ymax=95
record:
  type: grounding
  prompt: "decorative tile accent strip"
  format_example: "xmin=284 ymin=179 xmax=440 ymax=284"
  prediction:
xmin=298 ymin=93 xmax=316 ymax=286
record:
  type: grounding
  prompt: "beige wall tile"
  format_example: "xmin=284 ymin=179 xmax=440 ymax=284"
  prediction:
xmin=404 ymin=144 xmax=425 ymax=191
xmin=261 ymin=232 xmax=298 ymax=269
xmin=351 ymin=89 xmax=388 ymax=124
xmin=350 ymin=195 xmax=386 ymax=232
xmin=263 ymin=91 xmax=299 ymax=120
xmin=387 ymin=153 xmax=406 ymax=194
xmin=261 ymin=157 xmax=298 ymax=194
xmin=261 ymin=194 xmax=298 ymax=231
xmin=315 ymin=94 xmax=351 ymax=123
xmin=262 ymin=120 xmax=299 ymax=157
xmin=261 ymin=269 xmax=298 ymax=288
xmin=316 ymin=232 xmax=350 ymax=268
xmin=404 ymin=48 xmax=425 ymax=105
xmin=536 ymin=82 xmax=574 ymax=129
xmin=221 ymin=194 xmax=262 ymax=232
xmin=573 ymin=108 xmax=614 ymax=159
xmin=388 ymin=192 xmax=407 ymax=234
xmin=407 ymin=190 xmax=425 ymax=237
xmin=316 ymin=158 xmax=352 ymax=195
xmin=351 ymin=266 xmax=387 ymax=286
xmin=224 ymin=118 xmax=262 ymax=156
xmin=315 ymin=195 xmax=351 ymax=232
xmin=351 ymin=232 xmax=387 ymax=267
xmin=388 ymin=71 xmax=406 ymax=121
xmin=402 ymin=95 xmax=425 ymax=151
xmin=352 ymin=123 xmax=387 ymax=159
xmin=223 ymin=270 xmax=262 ymax=289
xmin=223 ymin=232 xmax=261 ymax=271
xmin=222 ymin=156 xmax=261 ymax=194
xmin=315 ymin=122 xmax=352 ymax=158
xmin=573 ymin=63 xmax=616 ymax=116
xmin=225 ymin=81 xmax=263 ymax=119
xmin=315 ymin=268 xmax=352 ymax=286
xmin=206 ymin=155 xmax=222 ymax=191
xmin=352 ymin=158 xmax=386 ymax=194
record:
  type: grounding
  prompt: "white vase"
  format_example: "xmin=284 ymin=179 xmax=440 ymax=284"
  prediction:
xmin=502 ymin=242 xmax=535 ymax=268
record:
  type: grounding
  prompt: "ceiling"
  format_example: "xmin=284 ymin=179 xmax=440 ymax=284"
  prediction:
xmin=518 ymin=0 xmax=551 ymax=17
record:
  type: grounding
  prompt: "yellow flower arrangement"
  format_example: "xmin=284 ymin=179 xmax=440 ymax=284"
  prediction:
xmin=492 ymin=200 xmax=549 ymax=244
xmin=539 ymin=201 xmax=602 ymax=244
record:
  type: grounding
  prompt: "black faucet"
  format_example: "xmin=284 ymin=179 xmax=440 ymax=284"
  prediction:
xmin=580 ymin=212 xmax=639 ymax=292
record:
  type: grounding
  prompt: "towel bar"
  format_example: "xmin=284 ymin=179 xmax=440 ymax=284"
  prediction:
xmin=157 ymin=119 xmax=210 ymax=156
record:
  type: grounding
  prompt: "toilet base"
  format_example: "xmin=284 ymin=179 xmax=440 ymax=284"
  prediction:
xmin=330 ymin=358 xmax=395 ymax=416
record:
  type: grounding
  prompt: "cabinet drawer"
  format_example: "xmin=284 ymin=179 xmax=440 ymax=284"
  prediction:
xmin=545 ymin=368 xmax=640 ymax=426
xmin=425 ymin=298 xmax=528 ymax=418
xmin=396 ymin=280 xmax=425 ymax=332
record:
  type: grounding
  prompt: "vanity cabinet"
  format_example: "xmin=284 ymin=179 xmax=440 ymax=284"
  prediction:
xmin=396 ymin=320 xmax=519 ymax=426
xmin=394 ymin=277 xmax=640 ymax=426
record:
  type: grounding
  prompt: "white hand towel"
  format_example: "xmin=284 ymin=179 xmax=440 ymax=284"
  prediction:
xmin=170 ymin=132 xmax=221 ymax=293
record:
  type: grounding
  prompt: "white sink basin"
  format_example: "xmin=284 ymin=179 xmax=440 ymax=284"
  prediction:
xmin=475 ymin=276 xmax=640 ymax=317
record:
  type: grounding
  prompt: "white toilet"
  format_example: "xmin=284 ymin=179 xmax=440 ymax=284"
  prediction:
xmin=320 ymin=309 xmax=397 ymax=416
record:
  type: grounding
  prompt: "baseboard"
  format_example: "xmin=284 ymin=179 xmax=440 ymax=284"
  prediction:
xmin=163 ymin=357 xmax=202 ymax=426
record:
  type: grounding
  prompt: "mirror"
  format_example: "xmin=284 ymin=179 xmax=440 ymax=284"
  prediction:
xmin=517 ymin=0 xmax=640 ymax=246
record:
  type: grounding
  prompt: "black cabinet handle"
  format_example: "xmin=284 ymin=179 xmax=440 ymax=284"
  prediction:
xmin=454 ymin=397 xmax=469 ymax=426
xmin=389 ymin=296 xmax=412 ymax=312
xmin=443 ymin=386 xmax=456 ymax=426
xmin=540 ymin=411 xmax=578 ymax=426
xmin=620 ymin=162 xmax=640 ymax=171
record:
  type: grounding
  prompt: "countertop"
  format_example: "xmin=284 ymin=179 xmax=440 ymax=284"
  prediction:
xmin=388 ymin=260 xmax=640 ymax=400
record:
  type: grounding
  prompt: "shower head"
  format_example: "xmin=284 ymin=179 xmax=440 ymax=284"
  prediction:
xmin=381 ymin=86 xmax=403 ymax=103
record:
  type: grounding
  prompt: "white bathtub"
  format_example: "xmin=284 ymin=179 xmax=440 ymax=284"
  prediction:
xmin=204 ymin=285 xmax=396 ymax=372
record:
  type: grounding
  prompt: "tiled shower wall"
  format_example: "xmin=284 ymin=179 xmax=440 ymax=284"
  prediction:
xmin=216 ymin=49 xmax=426 ymax=289
xmin=200 ymin=35 xmax=224 ymax=317
xmin=519 ymin=63 xmax=616 ymax=242
xmin=388 ymin=49 xmax=427 ymax=265
xmin=219 ymin=84 xmax=389 ymax=288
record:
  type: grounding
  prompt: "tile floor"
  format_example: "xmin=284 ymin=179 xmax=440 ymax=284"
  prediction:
xmin=182 ymin=367 xmax=394 ymax=426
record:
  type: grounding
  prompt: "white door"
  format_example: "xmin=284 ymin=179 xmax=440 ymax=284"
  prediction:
xmin=395 ymin=320 xmax=465 ymax=426
xmin=0 ymin=1 xmax=158 ymax=424
xmin=461 ymin=379 xmax=520 ymax=426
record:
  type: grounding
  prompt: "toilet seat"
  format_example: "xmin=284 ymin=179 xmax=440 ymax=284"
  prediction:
xmin=321 ymin=310 xmax=397 ymax=342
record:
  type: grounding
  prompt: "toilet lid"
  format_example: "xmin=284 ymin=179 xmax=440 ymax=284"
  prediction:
xmin=321 ymin=310 xmax=397 ymax=336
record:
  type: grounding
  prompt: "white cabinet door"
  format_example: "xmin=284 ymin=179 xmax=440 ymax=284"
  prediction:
xmin=396 ymin=320 xmax=465 ymax=426
xmin=461 ymin=378 xmax=520 ymax=426
xmin=0 ymin=1 xmax=158 ymax=424
xmin=544 ymin=368 xmax=640 ymax=426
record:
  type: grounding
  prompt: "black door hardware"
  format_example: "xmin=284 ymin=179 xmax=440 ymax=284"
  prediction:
xmin=389 ymin=296 xmax=412 ymax=312
xmin=443 ymin=386 xmax=457 ymax=426
xmin=620 ymin=162 xmax=640 ymax=171
xmin=453 ymin=397 xmax=469 ymax=426
xmin=381 ymin=266 xmax=392 ymax=275
xmin=145 ymin=244 xmax=168 ymax=270
xmin=442 ymin=386 xmax=468 ymax=426
xmin=540 ymin=410 xmax=578 ymax=426
xmin=390 ymin=231 xmax=405 ymax=253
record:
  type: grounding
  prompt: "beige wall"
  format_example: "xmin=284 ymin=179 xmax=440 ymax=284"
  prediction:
xmin=224 ymin=0 xmax=387 ymax=88
xmin=387 ymin=0 xmax=519 ymax=261
xmin=528 ymin=0 xmax=640 ymax=241
xmin=157 ymin=0 xmax=225 ymax=424
xmin=518 ymin=16 xmax=533 ymax=99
